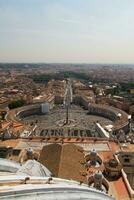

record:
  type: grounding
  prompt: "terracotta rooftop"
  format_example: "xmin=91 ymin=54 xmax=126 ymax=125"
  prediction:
xmin=0 ymin=138 xmax=132 ymax=200
xmin=39 ymin=143 xmax=86 ymax=183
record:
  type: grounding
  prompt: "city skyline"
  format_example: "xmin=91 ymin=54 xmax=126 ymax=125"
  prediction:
xmin=1 ymin=0 xmax=134 ymax=63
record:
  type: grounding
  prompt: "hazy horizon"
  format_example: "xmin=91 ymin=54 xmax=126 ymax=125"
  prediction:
xmin=1 ymin=0 xmax=134 ymax=63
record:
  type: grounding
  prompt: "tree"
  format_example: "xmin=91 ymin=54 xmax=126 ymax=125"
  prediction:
xmin=8 ymin=99 xmax=25 ymax=109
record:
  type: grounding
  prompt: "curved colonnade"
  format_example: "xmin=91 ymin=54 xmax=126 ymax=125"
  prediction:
xmin=6 ymin=95 xmax=129 ymax=135
xmin=74 ymin=95 xmax=129 ymax=134
xmin=88 ymin=103 xmax=129 ymax=134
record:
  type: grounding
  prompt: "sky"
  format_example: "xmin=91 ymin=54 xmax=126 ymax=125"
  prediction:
xmin=0 ymin=0 xmax=134 ymax=63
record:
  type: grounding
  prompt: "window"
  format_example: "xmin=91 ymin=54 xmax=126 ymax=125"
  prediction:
xmin=124 ymin=158 xmax=130 ymax=163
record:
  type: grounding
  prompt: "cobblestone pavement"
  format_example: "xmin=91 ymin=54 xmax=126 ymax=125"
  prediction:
xmin=22 ymin=105 xmax=113 ymax=136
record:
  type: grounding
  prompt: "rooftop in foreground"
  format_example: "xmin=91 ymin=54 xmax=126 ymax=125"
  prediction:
xmin=0 ymin=138 xmax=132 ymax=200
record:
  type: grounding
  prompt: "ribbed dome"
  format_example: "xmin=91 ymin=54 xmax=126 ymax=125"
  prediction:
xmin=90 ymin=149 xmax=97 ymax=157
xmin=94 ymin=172 xmax=103 ymax=180
xmin=109 ymin=159 xmax=118 ymax=168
